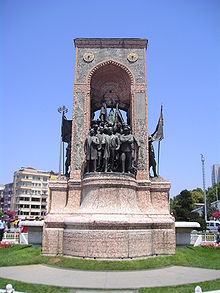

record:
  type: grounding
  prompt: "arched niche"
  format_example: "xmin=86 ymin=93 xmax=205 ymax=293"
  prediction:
xmin=88 ymin=61 xmax=134 ymax=128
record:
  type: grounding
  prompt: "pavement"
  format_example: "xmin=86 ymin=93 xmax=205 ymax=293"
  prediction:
xmin=0 ymin=265 xmax=220 ymax=290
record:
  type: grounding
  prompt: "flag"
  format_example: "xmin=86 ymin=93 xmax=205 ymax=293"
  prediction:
xmin=62 ymin=115 xmax=72 ymax=143
xmin=151 ymin=105 xmax=164 ymax=141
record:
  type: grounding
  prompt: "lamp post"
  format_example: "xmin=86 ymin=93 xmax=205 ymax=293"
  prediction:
xmin=58 ymin=105 xmax=68 ymax=177
xmin=200 ymin=154 xmax=207 ymax=222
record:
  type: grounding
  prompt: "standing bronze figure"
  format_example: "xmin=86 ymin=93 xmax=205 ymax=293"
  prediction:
xmin=148 ymin=136 xmax=157 ymax=177
xmin=120 ymin=126 xmax=134 ymax=173
xmin=84 ymin=129 xmax=99 ymax=173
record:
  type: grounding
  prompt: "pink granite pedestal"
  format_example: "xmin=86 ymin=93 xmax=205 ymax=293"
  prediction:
xmin=42 ymin=173 xmax=175 ymax=258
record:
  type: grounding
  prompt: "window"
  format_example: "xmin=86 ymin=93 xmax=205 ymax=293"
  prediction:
xmin=20 ymin=204 xmax=30 ymax=209
xmin=31 ymin=212 xmax=39 ymax=216
xmin=31 ymin=205 xmax=40 ymax=209
xmin=32 ymin=198 xmax=40 ymax=202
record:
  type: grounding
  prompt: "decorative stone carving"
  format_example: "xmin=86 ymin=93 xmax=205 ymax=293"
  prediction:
xmin=83 ymin=52 xmax=94 ymax=63
xmin=127 ymin=52 xmax=139 ymax=63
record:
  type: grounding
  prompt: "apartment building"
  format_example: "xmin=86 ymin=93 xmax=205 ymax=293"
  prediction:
xmin=3 ymin=183 xmax=13 ymax=213
xmin=11 ymin=167 xmax=51 ymax=220
xmin=212 ymin=164 xmax=220 ymax=186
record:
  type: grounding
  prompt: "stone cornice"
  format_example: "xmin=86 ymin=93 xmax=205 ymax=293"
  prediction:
xmin=49 ymin=180 xmax=68 ymax=191
xmin=74 ymin=38 xmax=148 ymax=49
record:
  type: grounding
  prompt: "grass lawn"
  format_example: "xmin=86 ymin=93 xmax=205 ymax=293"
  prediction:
xmin=0 ymin=277 xmax=70 ymax=293
xmin=0 ymin=245 xmax=220 ymax=292
xmin=139 ymin=279 xmax=220 ymax=292
xmin=0 ymin=245 xmax=220 ymax=271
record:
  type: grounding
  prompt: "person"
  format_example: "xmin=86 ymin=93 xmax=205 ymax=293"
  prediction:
xmin=148 ymin=136 xmax=157 ymax=177
xmin=7 ymin=219 xmax=11 ymax=232
xmin=102 ymin=127 xmax=111 ymax=172
xmin=216 ymin=224 xmax=220 ymax=244
xmin=99 ymin=98 xmax=107 ymax=122
xmin=96 ymin=127 xmax=104 ymax=171
xmin=0 ymin=216 xmax=6 ymax=242
xmin=20 ymin=225 xmax=28 ymax=233
xmin=84 ymin=128 xmax=99 ymax=173
xmin=109 ymin=127 xmax=120 ymax=172
xmin=107 ymin=106 xmax=115 ymax=126
xmin=65 ymin=141 xmax=71 ymax=177
xmin=114 ymin=99 xmax=124 ymax=127
xmin=120 ymin=126 xmax=134 ymax=173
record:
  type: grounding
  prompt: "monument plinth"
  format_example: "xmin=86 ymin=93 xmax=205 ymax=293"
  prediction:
xmin=42 ymin=38 xmax=175 ymax=258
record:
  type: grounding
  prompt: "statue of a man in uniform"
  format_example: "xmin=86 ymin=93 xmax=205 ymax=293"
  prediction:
xmin=109 ymin=127 xmax=120 ymax=172
xmin=148 ymin=136 xmax=157 ymax=177
xmin=99 ymin=98 xmax=107 ymax=123
xmin=120 ymin=126 xmax=137 ymax=173
xmin=84 ymin=128 xmax=99 ymax=173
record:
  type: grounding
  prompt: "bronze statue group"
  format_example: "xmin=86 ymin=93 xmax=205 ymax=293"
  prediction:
xmin=84 ymin=99 xmax=139 ymax=175
xmin=64 ymin=98 xmax=158 ymax=178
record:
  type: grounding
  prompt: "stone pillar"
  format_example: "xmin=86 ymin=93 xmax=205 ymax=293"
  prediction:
xmin=49 ymin=179 xmax=68 ymax=214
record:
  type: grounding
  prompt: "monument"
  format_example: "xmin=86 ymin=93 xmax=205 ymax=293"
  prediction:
xmin=42 ymin=38 xmax=175 ymax=258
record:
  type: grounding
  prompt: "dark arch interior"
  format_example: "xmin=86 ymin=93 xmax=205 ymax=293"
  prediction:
xmin=90 ymin=63 xmax=131 ymax=124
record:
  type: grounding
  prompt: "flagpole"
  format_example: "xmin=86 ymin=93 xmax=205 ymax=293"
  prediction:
xmin=58 ymin=105 xmax=68 ymax=177
xmin=63 ymin=141 xmax=65 ymax=175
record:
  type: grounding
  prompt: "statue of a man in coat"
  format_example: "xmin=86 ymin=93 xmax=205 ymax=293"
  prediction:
xmin=84 ymin=128 xmax=99 ymax=173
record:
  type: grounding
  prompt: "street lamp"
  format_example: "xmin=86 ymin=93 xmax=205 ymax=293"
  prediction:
xmin=200 ymin=154 xmax=207 ymax=222
xmin=58 ymin=105 xmax=68 ymax=177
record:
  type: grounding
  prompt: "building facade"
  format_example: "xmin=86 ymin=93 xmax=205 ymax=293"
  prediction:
xmin=0 ymin=184 xmax=4 ymax=212
xmin=3 ymin=183 xmax=13 ymax=213
xmin=11 ymin=167 xmax=51 ymax=220
xmin=212 ymin=164 xmax=220 ymax=186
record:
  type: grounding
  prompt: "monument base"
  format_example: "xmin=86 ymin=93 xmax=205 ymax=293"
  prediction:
xmin=42 ymin=173 xmax=175 ymax=259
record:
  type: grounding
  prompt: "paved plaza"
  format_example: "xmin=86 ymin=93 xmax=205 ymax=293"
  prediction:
xmin=0 ymin=265 xmax=220 ymax=290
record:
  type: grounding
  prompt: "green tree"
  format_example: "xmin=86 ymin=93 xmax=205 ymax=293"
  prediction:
xmin=206 ymin=183 xmax=220 ymax=205
xmin=191 ymin=188 xmax=204 ymax=204
xmin=190 ymin=209 xmax=206 ymax=230
xmin=171 ymin=189 xmax=193 ymax=221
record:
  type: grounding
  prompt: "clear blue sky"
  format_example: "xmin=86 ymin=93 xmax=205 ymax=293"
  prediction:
xmin=1 ymin=0 xmax=220 ymax=197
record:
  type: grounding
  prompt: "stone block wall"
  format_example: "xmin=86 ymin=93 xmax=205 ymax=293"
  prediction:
xmin=42 ymin=227 xmax=64 ymax=255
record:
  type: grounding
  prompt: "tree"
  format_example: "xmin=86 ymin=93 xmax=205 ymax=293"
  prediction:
xmin=191 ymin=188 xmax=204 ymax=204
xmin=171 ymin=189 xmax=193 ymax=221
xmin=206 ymin=183 xmax=220 ymax=205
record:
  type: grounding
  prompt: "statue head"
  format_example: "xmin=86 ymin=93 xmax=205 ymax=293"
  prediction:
xmin=99 ymin=127 xmax=104 ymax=134
xmin=90 ymin=128 xmax=95 ymax=136
xmin=93 ymin=123 xmax=98 ymax=132
xmin=108 ymin=127 xmax=113 ymax=135
xmin=103 ymin=127 xmax=109 ymax=134
xmin=123 ymin=125 xmax=131 ymax=135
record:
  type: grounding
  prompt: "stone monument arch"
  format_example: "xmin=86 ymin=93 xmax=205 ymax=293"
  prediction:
xmin=42 ymin=38 xmax=175 ymax=258
xmin=88 ymin=60 xmax=134 ymax=129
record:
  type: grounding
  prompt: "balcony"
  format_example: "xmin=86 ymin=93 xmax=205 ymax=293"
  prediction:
xmin=20 ymin=208 xmax=30 ymax=212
